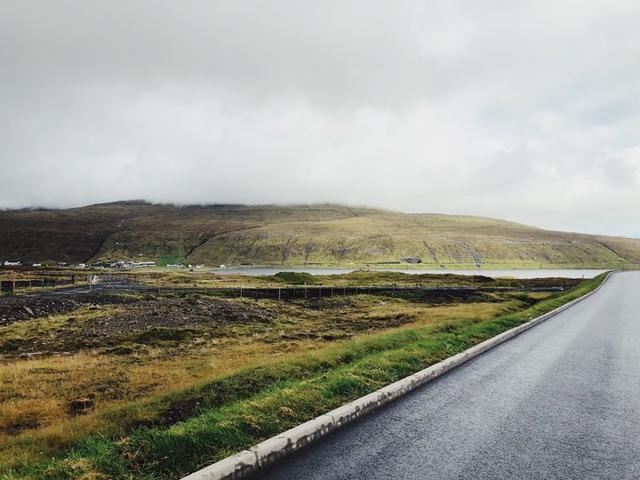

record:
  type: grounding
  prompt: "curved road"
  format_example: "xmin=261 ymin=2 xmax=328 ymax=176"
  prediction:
xmin=262 ymin=271 xmax=640 ymax=479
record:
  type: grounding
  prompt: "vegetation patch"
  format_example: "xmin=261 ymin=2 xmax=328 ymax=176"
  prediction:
xmin=270 ymin=271 xmax=319 ymax=285
xmin=0 ymin=274 xmax=605 ymax=479
xmin=2 ymin=203 xmax=638 ymax=267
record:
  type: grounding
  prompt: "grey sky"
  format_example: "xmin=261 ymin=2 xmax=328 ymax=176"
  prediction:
xmin=1 ymin=0 xmax=639 ymax=236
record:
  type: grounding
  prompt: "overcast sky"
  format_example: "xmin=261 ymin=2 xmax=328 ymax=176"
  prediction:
xmin=1 ymin=1 xmax=639 ymax=236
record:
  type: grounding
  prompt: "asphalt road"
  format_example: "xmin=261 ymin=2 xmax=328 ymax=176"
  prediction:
xmin=262 ymin=271 xmax=640 ymax=480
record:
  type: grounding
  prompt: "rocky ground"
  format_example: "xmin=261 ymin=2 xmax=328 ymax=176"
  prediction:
xmin=0 ymin=294 xmax=135 ymax=326
xmin=78 ymin=296 xmax=274 ymax=337
xmin=0 ymin=293 xmax=278 ymax=357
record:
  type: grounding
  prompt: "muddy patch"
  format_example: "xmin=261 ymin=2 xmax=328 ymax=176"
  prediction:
xmin=0 ymin=295 xmax=275 ymax=356
xmin=0 ymin=293 xmax=137 ymax=326
xmin=79 ymin=297 xmax=274 ymax=338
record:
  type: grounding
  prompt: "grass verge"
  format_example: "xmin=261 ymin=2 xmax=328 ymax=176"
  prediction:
xmin=1 ymin=274 xmax=607 ymax=480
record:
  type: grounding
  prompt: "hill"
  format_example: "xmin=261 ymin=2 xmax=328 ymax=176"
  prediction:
xmin=1 ymin=201 xmax=639 ymax=268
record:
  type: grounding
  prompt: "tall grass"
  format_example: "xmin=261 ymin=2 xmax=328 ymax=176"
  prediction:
xmin=1 ymin=275 xmax=606 ymax=480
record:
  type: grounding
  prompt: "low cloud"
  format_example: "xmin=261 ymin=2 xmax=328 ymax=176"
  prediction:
xmin=1 ymin=0 xmax=639 ymax=236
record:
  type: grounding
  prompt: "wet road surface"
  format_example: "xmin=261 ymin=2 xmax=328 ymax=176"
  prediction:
xmin=262 ymin=272 xmax=640 ymax=480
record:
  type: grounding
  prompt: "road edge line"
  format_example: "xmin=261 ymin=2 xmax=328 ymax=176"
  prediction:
xmin=181 ymin=272 xmax=614 ymax=480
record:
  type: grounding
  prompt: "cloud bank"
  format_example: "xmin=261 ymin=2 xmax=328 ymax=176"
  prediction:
xmin=1 ymin=0 xmax=639 ymax=236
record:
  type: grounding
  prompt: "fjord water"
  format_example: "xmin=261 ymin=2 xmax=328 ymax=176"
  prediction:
xmin=208 ymin=266 xmax=608 ymax=279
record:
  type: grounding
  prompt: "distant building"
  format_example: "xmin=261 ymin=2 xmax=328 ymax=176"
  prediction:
xmin=132 ymin=261 xmax=156 ymax=268
xmin=2 ymin=260 xmax=21 ymax=266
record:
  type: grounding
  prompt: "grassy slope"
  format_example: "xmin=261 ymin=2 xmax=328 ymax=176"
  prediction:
xmin=1 ymin=274 xmax=606 ymax=480
xmin=1 ymin=201 xmax=639 ymax=268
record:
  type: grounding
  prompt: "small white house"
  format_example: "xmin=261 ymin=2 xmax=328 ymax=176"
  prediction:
xmin=131 ymin=261 xmax=156 ymax=268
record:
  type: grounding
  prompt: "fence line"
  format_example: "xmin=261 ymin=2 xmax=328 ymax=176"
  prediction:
xmin=0 ymin=275 xmax=78 ymax=293
xmin=156 ymin=284 xmax=564 ymax=300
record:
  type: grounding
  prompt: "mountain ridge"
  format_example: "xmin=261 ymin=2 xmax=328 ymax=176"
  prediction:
xmin=1 ymin=201 xmax=639 ymax=268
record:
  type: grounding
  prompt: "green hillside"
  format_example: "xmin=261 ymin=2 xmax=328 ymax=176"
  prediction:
xmin=1 ymin=201 xmax=639 ymax=268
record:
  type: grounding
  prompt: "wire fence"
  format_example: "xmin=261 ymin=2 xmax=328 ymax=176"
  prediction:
xmin=154 ymin=284 xmax=565 ymax=300
xmin=0 ymin=276 xmax=77 ymax=293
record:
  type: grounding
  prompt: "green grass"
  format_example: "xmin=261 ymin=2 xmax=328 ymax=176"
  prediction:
xmin=270 ymin=271 xmax=319 ymax=284
xmin=2 ymin=202 xmax=640 ymax=268
xmin=0 ymin=274 xmax=606 ymax=480
xmin=157 ymin=254 xmax=183 ymax=267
